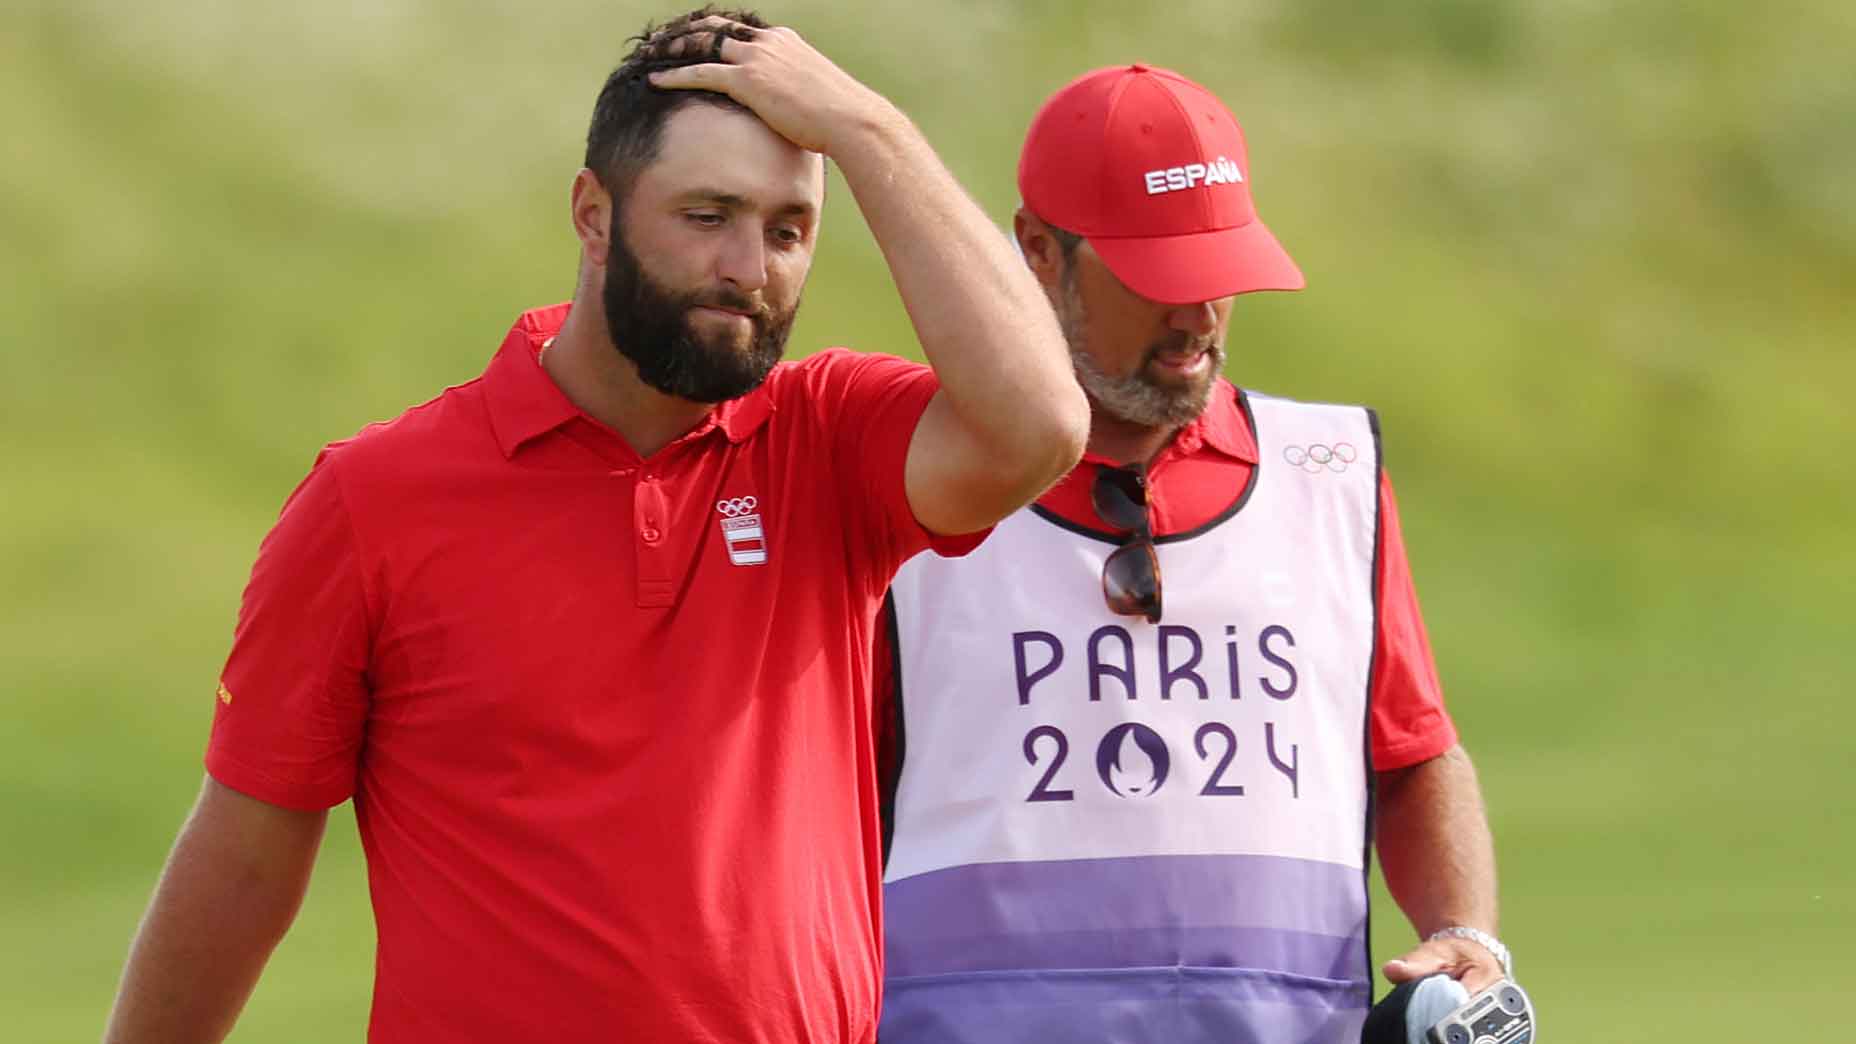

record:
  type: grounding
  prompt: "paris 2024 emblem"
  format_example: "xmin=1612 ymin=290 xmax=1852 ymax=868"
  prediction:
xmin=1095 ymin=723 xmax=1170 ymax=797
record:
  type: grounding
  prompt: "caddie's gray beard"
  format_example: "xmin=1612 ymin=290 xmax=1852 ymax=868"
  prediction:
xmin=1059 ymin=294 xmax=1221 ymax=429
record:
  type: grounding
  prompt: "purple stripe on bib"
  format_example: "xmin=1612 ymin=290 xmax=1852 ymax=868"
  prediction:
xmin=883 ymin=852 xmax=1369 ymax=982
xmin=879 ymin=965 xmax=1368 ymax=1044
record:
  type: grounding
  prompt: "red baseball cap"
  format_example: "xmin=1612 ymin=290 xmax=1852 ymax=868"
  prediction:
xmin=1018 ymin=64 xmax=1305 ymax=304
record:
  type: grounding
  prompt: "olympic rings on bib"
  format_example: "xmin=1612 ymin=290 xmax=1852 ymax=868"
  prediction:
xmin=1282 ymin=443 xmax=1358 ymax=474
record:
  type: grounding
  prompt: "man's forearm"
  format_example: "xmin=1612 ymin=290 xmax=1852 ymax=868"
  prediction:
xmin=105 ymin=779 xmax=326 ymax=1043
xmin=1375 ymin=744 xmax=1499 ymax=939
xmin=829 ymin=106 xmax=1086 ymax=472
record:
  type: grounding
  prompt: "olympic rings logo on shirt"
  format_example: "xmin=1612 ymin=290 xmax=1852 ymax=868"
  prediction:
xmin=1282 ymin=442 xmax=1358 ymax=474
xmin=715 ymin=496 xmax=759 ymax=517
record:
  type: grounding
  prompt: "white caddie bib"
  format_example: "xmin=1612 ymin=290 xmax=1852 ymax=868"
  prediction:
xmin=880 ymin=393 xmax=1382 ymax=1044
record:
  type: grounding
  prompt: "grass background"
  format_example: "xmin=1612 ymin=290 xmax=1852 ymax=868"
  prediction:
xmin=4 ymin=0 xmax=1851 ymax=1039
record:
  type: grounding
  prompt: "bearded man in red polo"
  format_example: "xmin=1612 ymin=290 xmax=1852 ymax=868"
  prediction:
xmin=103 ymin=10 xmax=1087 ymax=1043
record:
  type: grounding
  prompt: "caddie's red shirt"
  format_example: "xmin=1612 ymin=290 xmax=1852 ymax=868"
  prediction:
xmin=876 ymin=379 xmax=1456 ymax=776
xmin=207 ymin=303 xmax=979 ymax=1043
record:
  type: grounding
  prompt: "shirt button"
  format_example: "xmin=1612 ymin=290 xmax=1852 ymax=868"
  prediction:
xmin=641 ymin=526 xmax=661 ymax=544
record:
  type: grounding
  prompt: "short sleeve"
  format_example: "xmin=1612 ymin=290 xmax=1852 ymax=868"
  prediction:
xmin=801 ymin=349 xmax=988 ymax=573
xmin=204 ymin=449 xmax=374 ymax=810
xmin=1369 ymin=471 xmax=1460 ymax=772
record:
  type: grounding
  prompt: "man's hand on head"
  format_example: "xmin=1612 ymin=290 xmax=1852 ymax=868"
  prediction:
xmin=645 ymin=15 xmax=896 ymax=156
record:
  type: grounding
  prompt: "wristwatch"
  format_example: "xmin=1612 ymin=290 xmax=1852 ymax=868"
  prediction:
xmin=1427 ymin=925 xmax=1512 ymax=978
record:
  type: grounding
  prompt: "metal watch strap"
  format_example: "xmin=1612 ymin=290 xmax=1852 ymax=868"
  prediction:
xmin=1427 ymin=925 xmax=1513 ymax=978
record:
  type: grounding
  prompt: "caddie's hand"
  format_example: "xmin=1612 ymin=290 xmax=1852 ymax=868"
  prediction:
xmin=646 ymin=16 xmax=892 ymax=156
xmin=1383 ymin=936 xmax=1505 ymax=994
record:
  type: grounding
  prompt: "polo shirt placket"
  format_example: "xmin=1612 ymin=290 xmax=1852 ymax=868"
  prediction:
xmin=634 ymin=467 xmax=671 ymax=606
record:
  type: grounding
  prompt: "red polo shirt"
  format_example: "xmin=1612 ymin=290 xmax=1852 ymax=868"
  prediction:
xmin=876 ymin=379 xmax=1456 ymax=777
xmin=206 ymin=304 xmax=978 ymax=1043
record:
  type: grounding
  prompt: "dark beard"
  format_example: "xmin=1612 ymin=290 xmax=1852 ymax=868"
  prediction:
xmin=601 ymin=221 xmax=796 ymax=403
xmin=1058 ymin=286 xmax=1220 ymax=428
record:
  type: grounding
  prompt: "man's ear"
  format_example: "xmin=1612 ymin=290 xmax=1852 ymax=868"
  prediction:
xmin=571 ymin=169 xmax=613 ymax=268
xmin=1013 ymin=207 xmax=1065 ymax=292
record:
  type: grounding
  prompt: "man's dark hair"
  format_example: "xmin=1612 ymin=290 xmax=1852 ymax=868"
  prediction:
xmin=1045 ymin=222 xmax=1085 ymax=260
xmin=1040 ymin=218 xmax=1085 ymax=293
xmin=584 ymin=6 xmax=770 ymax=206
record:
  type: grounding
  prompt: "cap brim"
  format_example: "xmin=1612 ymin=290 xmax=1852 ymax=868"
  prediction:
xmin=1089 ymin=220 xmax=1305 ymax=304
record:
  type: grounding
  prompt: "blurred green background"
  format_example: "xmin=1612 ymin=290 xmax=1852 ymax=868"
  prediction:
xmin=5 ymin=0 xmax=1851 ymax=1039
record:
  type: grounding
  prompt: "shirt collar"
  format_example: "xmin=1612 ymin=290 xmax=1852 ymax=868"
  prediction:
xmin=484 ymin=304 xmax=577 ymax=458
xmin=715 ymin=381 xmax=776 ymax=443
xmin=483 ymin=303 xmax=776 ymax=459
xmin=1178 ymin=380 xmax=1258 ymax=464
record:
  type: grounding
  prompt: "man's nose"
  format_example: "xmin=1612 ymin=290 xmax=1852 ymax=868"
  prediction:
xmin=716 ymin=226 xmax=769 ymax=293
xmin=1166 ymin=299 xmax=1219 ymax=337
